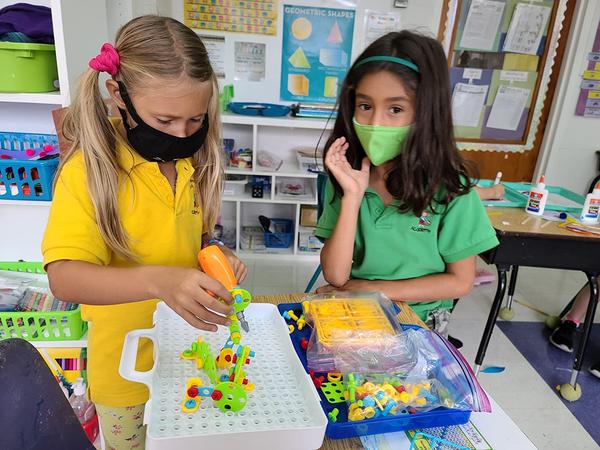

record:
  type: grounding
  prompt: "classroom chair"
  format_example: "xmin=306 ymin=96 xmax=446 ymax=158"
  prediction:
xmin=304 ymin=172 xmax=328 ymax=293
xmin=0 ymin=338 xmax=95 ymax=450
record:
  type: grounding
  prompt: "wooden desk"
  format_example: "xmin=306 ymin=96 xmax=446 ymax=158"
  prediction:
xmin=252 ymin=293 xmax=426 ymax=450
xmin=478 ymin=207 xmax=600 ymax=398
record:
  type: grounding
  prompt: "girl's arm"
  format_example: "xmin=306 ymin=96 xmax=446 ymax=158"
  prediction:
xmin=320 ymin=195 xmax=362 ymax=287
xmin=47 ymin=260 xmax=234 ymax=331
xmin=318 ymin=256 xmax=476 ymax=301
xmin=319 ymin=137 xmax=371 ymax=287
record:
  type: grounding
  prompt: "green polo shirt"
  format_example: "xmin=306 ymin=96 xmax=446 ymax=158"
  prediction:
xmin=315 ymin=180 xmax=499 ymax=321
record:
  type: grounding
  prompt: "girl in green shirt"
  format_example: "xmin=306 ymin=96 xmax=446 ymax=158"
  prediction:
xmin=315 ymin=30 xmax=498 ymax=333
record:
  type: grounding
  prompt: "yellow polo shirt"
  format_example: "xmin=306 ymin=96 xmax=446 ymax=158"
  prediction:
xmin=42 ymin=125 xmax=203 ymax=407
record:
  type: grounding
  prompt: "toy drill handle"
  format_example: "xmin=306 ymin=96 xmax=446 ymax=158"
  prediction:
xmin=198 ymin=245 xmax=238 ymax=291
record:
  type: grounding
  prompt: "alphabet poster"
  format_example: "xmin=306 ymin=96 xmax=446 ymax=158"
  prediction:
xmin=280 ymin=5 xmax=355 ymax=104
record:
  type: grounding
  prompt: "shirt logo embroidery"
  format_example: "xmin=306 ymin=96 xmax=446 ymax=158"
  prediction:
xmin=191 ymin=209 xmax=200 ymax=215
xmin=411 ymin=212 xmax=432 ymax=233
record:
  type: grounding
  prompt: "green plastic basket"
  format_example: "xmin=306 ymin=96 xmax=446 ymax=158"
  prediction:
xmin=0 ymin=42 xmax=58 ymax=93
xmin=0 ymin=262 xmax=87 ymax=341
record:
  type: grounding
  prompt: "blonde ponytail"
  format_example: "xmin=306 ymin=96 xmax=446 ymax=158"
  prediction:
xmin=60 ymin=68 xmax=136 ymax=261
xmin=58 ymin=15 xmax=224 ymax=261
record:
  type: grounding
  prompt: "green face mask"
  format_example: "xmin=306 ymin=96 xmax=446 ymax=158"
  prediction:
xmin=352 ymin=117 xmax=411 ymax=166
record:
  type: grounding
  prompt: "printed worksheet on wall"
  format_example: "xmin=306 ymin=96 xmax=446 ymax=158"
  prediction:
xmin=503 ymin=3 xmax=551 ymax=55
xmin=459 ymin=0 xmax=505 ymax=51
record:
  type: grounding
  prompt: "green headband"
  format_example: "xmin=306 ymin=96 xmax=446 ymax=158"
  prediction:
xmin=354 ymin=55 xmax=419 ymax=73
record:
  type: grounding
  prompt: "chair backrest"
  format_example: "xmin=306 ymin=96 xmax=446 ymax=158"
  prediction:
xmin=0 ymin=338 xmax=95 ymax=450
xmin=316 ymin=171 xmax=328 ymax=222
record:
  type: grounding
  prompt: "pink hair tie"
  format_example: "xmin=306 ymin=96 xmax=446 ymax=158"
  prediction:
xmin=88 ymin=43 xmax=120 ymax=77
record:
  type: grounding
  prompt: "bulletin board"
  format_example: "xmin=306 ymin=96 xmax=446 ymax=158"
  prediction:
xmin=439 ymin=0 xmax=570 ymax=153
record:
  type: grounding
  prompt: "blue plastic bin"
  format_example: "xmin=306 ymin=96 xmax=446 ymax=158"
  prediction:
xmin=0 ymin=132 xmax=60 ymax=201
xmin=277 ymin=303 xmax=471 ymax=439
xmin=264 ymin=218 xmax=293 ymax=248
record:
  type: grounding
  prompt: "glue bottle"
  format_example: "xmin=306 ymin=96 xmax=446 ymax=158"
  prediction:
xmin=525 ymin=175 xmax=548 ymax=216
xmin=580 ymin=182 xmax=600 ymax=224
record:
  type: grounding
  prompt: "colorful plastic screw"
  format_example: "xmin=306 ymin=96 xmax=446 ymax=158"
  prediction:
xmin=287 ymin=310 xmax=299 ymax=322
xmin=327 ymin=408 xmax=339 ymax=423
xmin=297 ymin=314 xmax=306 ymax=330
xmin=288 ymin=324 xmax=295 ymax=334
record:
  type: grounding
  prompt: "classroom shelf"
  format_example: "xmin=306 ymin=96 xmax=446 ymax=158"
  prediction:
xmin=0 ymin=200 xmax=53 ymax=206
xmin=0 ymin=91 xmax=64 ymax=105
xmin=225 ymin=163 xmax=318 ymax=179
xmin=221 ymin=112 xmax=333 ymax=130
xmin=237 ymin=249 xmax=317 ymax=261
xmin=223 ymin=192 xmax=316 ymax=205
xmin=30 ymin=332 xmax=88 ymax=348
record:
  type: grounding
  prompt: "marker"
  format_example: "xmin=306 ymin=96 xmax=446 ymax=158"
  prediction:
xmin=494 ymin=171 xmax=503 ymax=185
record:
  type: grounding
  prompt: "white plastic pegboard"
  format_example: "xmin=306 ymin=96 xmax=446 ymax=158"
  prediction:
xmin=120 ymin=302 xmax=327 ymax=450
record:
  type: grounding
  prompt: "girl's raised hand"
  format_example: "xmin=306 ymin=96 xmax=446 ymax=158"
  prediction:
xmin=325 ymin=137 xmax=370 ymax=197
xmin=153 ymin=267 xmax=235 ymax=331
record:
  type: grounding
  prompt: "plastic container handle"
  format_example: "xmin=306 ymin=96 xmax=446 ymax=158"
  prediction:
xmin=16 ymin=50 xmax=33 ymax=58
xmin=198 ymin=245 xmax=237 ymax=291
xmin=119 ymin=327 xmax=157 ymax=388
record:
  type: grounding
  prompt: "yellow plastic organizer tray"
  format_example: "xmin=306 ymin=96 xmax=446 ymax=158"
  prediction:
xmin=304 ymin=297 xmax=397 ymax=347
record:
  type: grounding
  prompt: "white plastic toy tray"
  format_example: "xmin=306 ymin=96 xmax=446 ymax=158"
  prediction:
xmin=120 ymin=302 xmax=327 ymax=450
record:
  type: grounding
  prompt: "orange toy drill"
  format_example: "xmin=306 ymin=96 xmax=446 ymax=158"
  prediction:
xmin=198 ymin=245 xmax=251 ymax=336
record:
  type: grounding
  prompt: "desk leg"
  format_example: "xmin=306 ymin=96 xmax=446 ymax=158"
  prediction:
xmin=500 ymin=266 xmax=519 ymax=320
xmin=474 ymin=264 xmax=509 ymax=376
xmin=506 ymin=266 xmax=519 ymax=311
xmin=560 ymin=274 xmax=599 ymax=401
xmin=571 ymin=274 xmax=599 ymax=384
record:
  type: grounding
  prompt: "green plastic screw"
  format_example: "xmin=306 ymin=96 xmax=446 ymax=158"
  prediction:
xmin=328 ymin=408 xmax=339 ymax=423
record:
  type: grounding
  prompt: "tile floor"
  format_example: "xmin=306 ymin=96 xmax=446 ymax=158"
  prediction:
xmin=241 ymin=256 xmax=600 ymax=450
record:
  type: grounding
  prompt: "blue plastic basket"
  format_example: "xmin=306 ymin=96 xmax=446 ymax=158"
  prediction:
xmin=0 ymin=132 xmax=60 ymax=201
xmin=264 ymin=218 xmax=293 ymax=248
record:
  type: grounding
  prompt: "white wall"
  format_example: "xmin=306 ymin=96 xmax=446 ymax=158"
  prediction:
xmin=535 ymin=0 xmax=600 ymax=195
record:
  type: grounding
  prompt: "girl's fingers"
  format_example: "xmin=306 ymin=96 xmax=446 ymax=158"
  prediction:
xmin=179 ymin=308 xmax=217 ymax=332
xmin=185 ymin=294 xmax=231 ymax=325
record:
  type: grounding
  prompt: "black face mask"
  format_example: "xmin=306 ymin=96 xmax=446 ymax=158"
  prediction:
xmin=117 ymin=81 xmax=209 ymax=162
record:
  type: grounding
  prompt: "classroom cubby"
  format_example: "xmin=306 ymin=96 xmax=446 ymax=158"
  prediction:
xmin=221 ymin=113 xmax=329 ymax=260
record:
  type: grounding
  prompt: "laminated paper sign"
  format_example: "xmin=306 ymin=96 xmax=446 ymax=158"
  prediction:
xmin=280 ymin=5 xmax=355 ymax=103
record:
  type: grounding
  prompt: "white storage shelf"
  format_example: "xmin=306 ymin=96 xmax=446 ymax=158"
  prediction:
xmin=221 ymin=113 xmax=330 ymax=259
xmin=0 ymin=92 xmax=65 ymax=105
xmin=30 ymin=334 xmax=88 ymax=349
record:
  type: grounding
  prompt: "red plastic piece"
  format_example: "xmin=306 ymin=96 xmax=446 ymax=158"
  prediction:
xmin=225 ymin=354 xmax=232 ymax=362
xmin=25 ymin=149 xmax=35 ymax=157
xmin=211 ymin=390 xmax=223 ymax=401
xmin=300 ymin=337 xmax=309 ymax=350
xmin=407 ymin=407 xmax=417 ymax=414
xmin=187 ymin=386 xmax=199 ymax=397
xmin=313 ymin=376 xmax=325 ymax=389
xmin=0 ymin=154 xmax=10 ymax=159
xmin=395 ymin=385 xmax=405 ymax=393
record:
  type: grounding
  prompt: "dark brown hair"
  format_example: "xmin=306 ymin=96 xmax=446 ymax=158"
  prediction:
xmin=324 ymin=30 xmax=474 ymax=215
